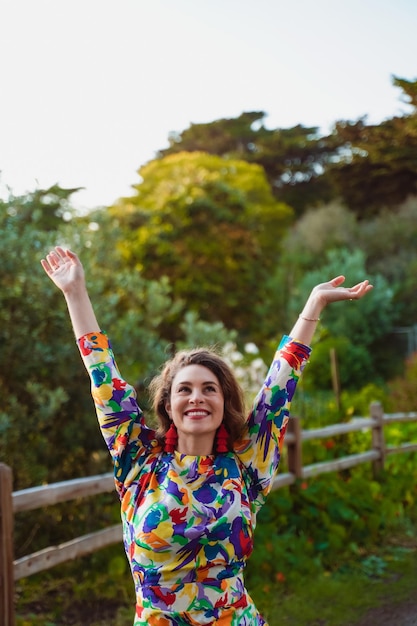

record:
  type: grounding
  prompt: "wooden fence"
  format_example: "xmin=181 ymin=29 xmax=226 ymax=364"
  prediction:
xmin=1 ymin=402 xmax=417 ymax=625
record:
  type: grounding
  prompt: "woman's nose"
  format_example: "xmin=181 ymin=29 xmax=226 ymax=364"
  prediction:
xmin=189 ymin=390 xmax=204 ymax=404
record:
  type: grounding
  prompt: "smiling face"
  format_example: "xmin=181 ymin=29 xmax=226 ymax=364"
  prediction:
xmin=165 ymin=364 xmax=225 ymax=455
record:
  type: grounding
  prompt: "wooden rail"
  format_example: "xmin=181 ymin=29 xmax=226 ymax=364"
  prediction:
xmin=1 ymin=402 xmax=416 ymax=625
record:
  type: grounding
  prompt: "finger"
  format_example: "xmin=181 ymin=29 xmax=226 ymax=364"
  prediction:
xmin=349 ymin=281 xmax=373 ymax=299
xmin=56 ymin=246 xmax=78 ymax=265
xmin=330 ymin=275 xmax=345 ymax=287
xmin=55 ymin=246 xmax=69 ymax=258
xmin=46 ymin=252 xmax=60 ymax=268
xmin=350 ymin=279 xmax=369 ymax=292
xmin=40 ymin=259 xmax=53 ymax=274
xmin=65 ymin=249 xmax=80 ymax=264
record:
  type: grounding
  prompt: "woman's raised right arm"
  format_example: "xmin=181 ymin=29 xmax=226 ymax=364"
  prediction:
xmin=40 ymin=246 xmax=100 ymax=339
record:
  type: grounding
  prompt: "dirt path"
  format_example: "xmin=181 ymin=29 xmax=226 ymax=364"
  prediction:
xmin=354 ymin=601 xmax=417 ymax=626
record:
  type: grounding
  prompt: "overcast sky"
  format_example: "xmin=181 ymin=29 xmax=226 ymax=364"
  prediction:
xmin=1 ymin=0 xmax=416 ymax=210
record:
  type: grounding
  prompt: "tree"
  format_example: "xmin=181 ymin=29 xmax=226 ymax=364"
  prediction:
xmin=328 ymin=77 xmax=417 ymax=217
xmin=158 ymin=112 xmax=340 ymax=214
xmin=111 ymin=151 xmax=293 ymax=344
xmin=159 ymin=111 xmax=267 ymax=160
xmin=351 ymin=197 xmax=417 ymax=325
xmin=158 ymin=77 xmax=417 ymax=217
xmin=392 ymin=75 xmax=417 ymax=110
xmin=2 ymin=183 xmax=82 ymax=230
xmin=0 ymin=190 xmax=91 ymax=490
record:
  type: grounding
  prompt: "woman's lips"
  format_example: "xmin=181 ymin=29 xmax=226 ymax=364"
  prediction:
xmin=184 ymin=410 xmax=210 ymax=419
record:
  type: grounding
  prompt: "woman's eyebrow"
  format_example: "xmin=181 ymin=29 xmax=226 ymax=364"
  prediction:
xmin=175 ymin=379 xmax=219 ymax=386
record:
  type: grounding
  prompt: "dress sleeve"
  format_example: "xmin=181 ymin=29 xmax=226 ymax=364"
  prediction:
xmin=234 ymin=335 xmax=311 ymax=512
xmin=77 ymin=331 xmax=160 ymax=496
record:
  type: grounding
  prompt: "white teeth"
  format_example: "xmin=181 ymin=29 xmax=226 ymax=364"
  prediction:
xmin=185 ymin=410 xmax=209 ymax=416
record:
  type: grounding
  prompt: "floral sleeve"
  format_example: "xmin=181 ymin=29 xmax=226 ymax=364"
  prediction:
xmin=234 ymin=335 xmax=311 ymax=512
xmin=77 ymin=332 xmax=160 ymax=496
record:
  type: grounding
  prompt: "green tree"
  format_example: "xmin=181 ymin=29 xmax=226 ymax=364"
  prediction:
xmin=158 ymin=77 xmax=417 ymax=217
xmin=280 ymin=201 xmax=358 ymax=270
xmin=2 ymin=183 xmax=82 ymax=230
xmin=328 ymin=77 xmax=417 ymax=217
xmin=278 ymin=196 xmax=417 ymax=329
xmin=111 ymin=151 xmax=293 ymax=344
xmin=392 ymin=75 xmax=417 ymax=110
xmin=353 ymin=197 xmax=417 ymax=326
xmin=0 ymin=188 xmax=92 ymax=489
xmin=158 ymin=112 xmax=340 ymax=214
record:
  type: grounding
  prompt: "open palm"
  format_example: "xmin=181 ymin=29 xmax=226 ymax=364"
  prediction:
xmin=312 ymin=275 xmax=373 ymax=307
xmin=41 ymin=247 xmax=85 ymax=293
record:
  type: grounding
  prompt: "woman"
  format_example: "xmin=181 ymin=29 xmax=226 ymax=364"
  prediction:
xmin=41 ymin=246 xmax=372 ymax=626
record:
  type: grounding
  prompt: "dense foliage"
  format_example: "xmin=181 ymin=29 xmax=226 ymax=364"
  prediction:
xmin=110 ymin=151 xmax=293 ymax=343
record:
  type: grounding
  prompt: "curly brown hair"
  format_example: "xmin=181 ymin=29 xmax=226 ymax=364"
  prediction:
xmin=148 ymin=348 xmax=247 ymax=450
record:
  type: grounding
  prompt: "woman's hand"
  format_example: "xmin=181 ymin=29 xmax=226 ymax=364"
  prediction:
xmin=290 ymin=275 xmax=373 ymax=346
xmin=310 ymin=275 xmax=373 ymax=309
xmin=41 ymin=247 xmax=100 ymax=338
xmin=41 ymin=247 xmax=85 ymax=295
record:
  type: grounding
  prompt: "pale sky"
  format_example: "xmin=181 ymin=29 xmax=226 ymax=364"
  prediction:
xmin=1 ymin=0 xmax=416 ymax=210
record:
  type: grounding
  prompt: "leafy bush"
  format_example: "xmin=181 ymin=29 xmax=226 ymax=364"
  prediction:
xmin=248 ymin=459 xmax=416 ymax=591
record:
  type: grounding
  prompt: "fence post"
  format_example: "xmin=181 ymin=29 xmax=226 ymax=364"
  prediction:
xmin=0 ymin=463 xmax=15 ymax=626
xmin=287 ymin=416 xmax=303 ymax=479
xmin=370 ymin=402 xmax=385 ymax=478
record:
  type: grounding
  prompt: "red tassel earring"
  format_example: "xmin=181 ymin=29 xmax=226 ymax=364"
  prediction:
xmin=164 ymin=422 xmax=178 ymax=453
xmin=216 ymin=423 xmax=229 ymax=454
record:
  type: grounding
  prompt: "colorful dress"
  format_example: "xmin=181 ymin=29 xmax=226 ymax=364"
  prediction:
xmin=77 ymin=332 xmax=311 ymax=626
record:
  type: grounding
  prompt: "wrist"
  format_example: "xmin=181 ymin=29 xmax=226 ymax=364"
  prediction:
xmin=301 ymin=295 xmax=324 ymax=320
xmin=63 ymin=282 xmax=89 ymax=300
xmin=299 ymin=313 xmax=320 ymax=322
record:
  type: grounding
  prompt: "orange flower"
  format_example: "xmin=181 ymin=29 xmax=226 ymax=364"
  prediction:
xmin=275 ymin=571 xmax=286 ymax=583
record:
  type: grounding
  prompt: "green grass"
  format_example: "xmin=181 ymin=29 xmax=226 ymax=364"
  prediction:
xmin=256 ymin=547 xmax=417 ymax=626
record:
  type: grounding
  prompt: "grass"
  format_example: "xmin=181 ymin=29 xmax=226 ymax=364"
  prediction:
xmin=257 ymin=547 xmax=417 ymax=626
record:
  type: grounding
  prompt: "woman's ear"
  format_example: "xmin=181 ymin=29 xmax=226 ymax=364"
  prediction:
xmin=165 ymin=401 xmax=172 ymax=417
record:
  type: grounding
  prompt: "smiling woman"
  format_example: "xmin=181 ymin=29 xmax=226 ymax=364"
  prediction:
xmin=149 ymin=348 xmax=248 ymax=457
xmin=40 ymin=246 xmax=373 ymax=626
xmin=164 ymin=364 xmax=226 ymax=455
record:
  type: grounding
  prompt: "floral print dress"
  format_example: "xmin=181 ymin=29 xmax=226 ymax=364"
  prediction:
xmin=77 ymin=332 xmax=311 ymax=626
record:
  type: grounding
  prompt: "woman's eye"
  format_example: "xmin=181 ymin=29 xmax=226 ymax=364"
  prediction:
xmin=178 ymin=386 xmax=190 ymax=393
xmin=205 ymin=385 xmax=216 ymax=392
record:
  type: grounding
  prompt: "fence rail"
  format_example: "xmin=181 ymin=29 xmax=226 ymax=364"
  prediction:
xmin=1 ymin=402 xmax=416 ymax=625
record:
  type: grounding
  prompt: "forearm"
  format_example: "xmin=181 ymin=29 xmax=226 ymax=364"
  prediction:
xmin=288 ymin=293 xmax=322 ymax=346
xmin=63 ymin=285 xmax=101 ymax=339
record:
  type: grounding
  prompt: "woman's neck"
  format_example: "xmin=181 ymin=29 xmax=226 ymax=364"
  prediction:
xmin=176 ymin=434 xmax=215 ymax=456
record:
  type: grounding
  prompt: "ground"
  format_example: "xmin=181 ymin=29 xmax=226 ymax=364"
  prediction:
xmin=354 ymin=601 xmax=417 ymax=626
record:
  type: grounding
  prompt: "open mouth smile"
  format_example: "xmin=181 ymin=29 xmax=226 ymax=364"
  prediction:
xmin=184 ymin=410 xmax=210 ymax=419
